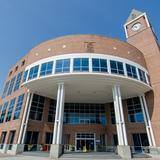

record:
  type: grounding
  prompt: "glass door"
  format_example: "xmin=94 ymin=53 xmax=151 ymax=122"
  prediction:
xmin=76 ymin=133 xmax=95 ymax=152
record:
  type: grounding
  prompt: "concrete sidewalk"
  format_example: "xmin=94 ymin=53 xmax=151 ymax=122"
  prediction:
xmin=0 ymin=152 xmax=159 ymax=160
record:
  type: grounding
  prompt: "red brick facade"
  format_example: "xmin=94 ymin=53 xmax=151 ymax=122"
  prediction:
xmin=0 ymin=10 xmax=159 ymax=156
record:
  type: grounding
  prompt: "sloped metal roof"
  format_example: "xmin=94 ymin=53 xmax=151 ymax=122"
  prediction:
xmin=126 ymin=9 xmax=143 ymax=23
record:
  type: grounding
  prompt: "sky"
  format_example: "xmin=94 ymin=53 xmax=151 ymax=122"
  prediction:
xmin=0 ymin=0 xmax=160 ymax=94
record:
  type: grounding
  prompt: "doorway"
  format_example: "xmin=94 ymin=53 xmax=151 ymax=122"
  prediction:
xmin=75 ymin=133 xmax=95 ymax=152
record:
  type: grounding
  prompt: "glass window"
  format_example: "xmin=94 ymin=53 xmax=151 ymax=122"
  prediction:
xmin=0 ymin=131 xmax=7 ymax=149
xmin=40 ymin=61 xmax=53 ymax=76
xmin=7 ymin=76 xmax=16 ymax=95
xmin=92 ymin=58 xmax=108 ymax=72
xmin=110 ymin=103 xmax=116 ymax=124
xmin=126 ymin=64 xmax=137 ymax=79
xmin=24 ymin=131 xmax=39 ymax=145
xmin=14 ymin=72 xmax=23 ymax=91
xmin=13 ymin=94 xmax=25 ymax=120
xmin=132 ymin=133 xmax=149 ymax=152
xmin=8 ymin=130 xmax=16 ymax=150
xmin=5 ymin=98 xmax=16 ymax=122
xmin=23 ymin=70 xmax=28 ymax=82
xmin=113 ymin=134 xmax=118 ymax=146
xmin=29 ymin=94 xmax=45 ymax=121
xmin=110 ymin=60 xmax=124 ymax=75
xmin=138 ymin=69 xmax=147 ymax=83
xmin=28 ymin=65 xmax=39 ymax=80
xmin=48 ymin=99 xmax=56 ymax=122
xmin=2 ymin=81 xmax=10 ymax=98
xmin=55 ymin=59 xmax=70 ymax=73
xmin=147 ymin=74 xmax=151 ymax=86
xmin=45 ymin=132 xmax=53 ymax=144
xmin=0 ymin=102 xmax=9 ymax=123
xmin=127 ymin=97 xmax=144 ymax=123
xmin=73 ymin=58 xmax=89 ymax=72
xmin=64 ymin=103 xmax=106 ymax=125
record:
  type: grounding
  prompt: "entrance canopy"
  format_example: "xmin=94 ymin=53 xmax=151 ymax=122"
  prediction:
xmin=23 ymin=74 xmax=151 ymax=103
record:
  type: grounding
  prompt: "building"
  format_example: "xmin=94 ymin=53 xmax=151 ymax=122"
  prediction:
xmin=0 ymin=9 xmax=160 ymax=159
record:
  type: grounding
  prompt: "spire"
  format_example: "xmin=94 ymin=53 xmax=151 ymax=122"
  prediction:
xmin=126 ymin=9 xmax=144 ymax=23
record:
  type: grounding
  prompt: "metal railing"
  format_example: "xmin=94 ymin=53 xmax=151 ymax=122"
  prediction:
xmin=24 ymin=144 xmax=51 ymax=152
xmin=0 ymin=144 xmax=13 ymax=150
xmin=0 ymin=144 xmax=4 ymax=149
xmin=97 ymin=145 xmax=117 ymax=153
xmin=63 ymin=144 xmax=117 ymax=153
xmin=130 ymin=146 xmax=150 ymax=154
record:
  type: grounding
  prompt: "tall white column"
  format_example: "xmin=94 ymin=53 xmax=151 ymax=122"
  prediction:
xmin=17 ymin=90 xmax=33 ymax=144
xmin=139 ymin=95 xmax=156 ymax=147
xmin=112 ymin=85 xmax=128 ymax=146
xmin=112 ymin=85 xmax=131 ymax=159
xmin=21 ymin=93 xmax=33 ymax=144
xmin=52 ymin=83 xmax=65 ymax=145
xmin=50 ymin=83 xmax=65 ymax=159
xmin=14 ymin=90 xmax=33 ymax=155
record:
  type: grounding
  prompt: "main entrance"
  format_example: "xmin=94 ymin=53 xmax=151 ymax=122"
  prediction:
xmin=75 ymin=133 xmax=96 ymax=152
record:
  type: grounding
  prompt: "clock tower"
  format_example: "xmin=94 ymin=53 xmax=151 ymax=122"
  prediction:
xmin=124 ymin=9 xmax=160 ymax=154
xmin=124 ymin=9 xmax=151 ymax=38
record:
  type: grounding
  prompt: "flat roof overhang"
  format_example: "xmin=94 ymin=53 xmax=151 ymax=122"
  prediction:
xmin=22 ymin=73 xmax=151 ymax=103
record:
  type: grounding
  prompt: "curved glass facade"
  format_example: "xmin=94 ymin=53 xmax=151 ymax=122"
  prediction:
xmin=23 ymin=55 xmax=150 ymax=86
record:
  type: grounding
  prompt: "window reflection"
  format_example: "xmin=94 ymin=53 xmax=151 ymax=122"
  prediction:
xmin=55 ymin=59 xmax=70 ymax=73
xmin=40 ymin=61 xmax=53 ymax=76
xmin=110 ymin=60 xmax=124 ymax=75
xmin=64 ymin=103 xmax=106 ymax=125
xmin=73 ymin=58 xmax=89 ymax=72
xmin=127 ymin=97 xmax=144 ymax=123
xmin=92 ymin=58 xmax=107 ymax=72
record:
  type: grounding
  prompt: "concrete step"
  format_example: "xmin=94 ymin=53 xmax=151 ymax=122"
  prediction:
xmin=60 ymin=152 xmax=121 ymax=160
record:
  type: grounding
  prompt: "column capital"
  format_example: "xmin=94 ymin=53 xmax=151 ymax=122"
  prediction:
xmin=57 ymin=82 xmax=64 ymax=86
xmin=139 ymin=93 xmax=145 ymax=97
xmin=112 ymin=84 xmax=121 ymax=89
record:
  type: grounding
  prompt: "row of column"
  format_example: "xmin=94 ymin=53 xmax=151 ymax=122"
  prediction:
xmin=50 ymin=83 xmax=155 ymax=158
xmin=16 ymin=83 xmax=155 ymax=158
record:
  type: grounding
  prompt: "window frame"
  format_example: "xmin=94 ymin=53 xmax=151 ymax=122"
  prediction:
xmin=28 ymin=65 xmax=39 ymax=80
xmin=127 ymin=97 xmax=144 ymax=123
xmin=13 ymin=94 xmax=25 ymax=120
xmin=55 ymin=59 xmax=70 ymax=73
xmin=126 ymin=64 xmax=138 ymax=79
xmin=92 ymin=58 xmax=108 ymax=73
xmin=14 ymin=72 xmax=23 ymax=91
xmin=40 ymin=61 xmax=53 ymax=76
xmin=110 ymin=60 xmax=124 ymax=75
xmin=73 ymin=58 xmax=89 ymax=72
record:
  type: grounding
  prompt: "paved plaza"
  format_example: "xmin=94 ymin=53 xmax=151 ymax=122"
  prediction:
xmin=0 ymin=152 xmax=159 ymax=160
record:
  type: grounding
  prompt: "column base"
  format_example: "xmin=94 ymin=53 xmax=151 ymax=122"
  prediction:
xmin=0 ymin=144 xmax=8 ymax=153
xmin=150 ymin=147 xmax=160 ymax=156
xmin=117 ymin=145 xmax=132 ymax=159
xmin=50 ymin=144 xmax=63 ymax=159
xmin=6 ymin=144 xmax=24 ymax=155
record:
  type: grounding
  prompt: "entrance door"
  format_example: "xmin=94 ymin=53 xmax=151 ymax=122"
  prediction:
xmin=76 ymin=133 xmax=95 ymax=152
xmin=86 ymin=140 xmax=94 ymax=151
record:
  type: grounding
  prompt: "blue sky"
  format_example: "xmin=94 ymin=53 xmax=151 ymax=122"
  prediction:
xmin=0 ymin=0 xmax=160 ymax=94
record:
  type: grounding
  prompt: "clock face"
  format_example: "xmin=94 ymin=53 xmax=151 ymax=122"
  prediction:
xmin=131 ymin=22 xmax=141 ymax=31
